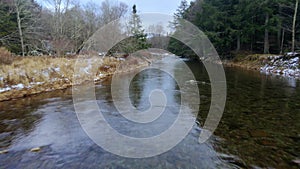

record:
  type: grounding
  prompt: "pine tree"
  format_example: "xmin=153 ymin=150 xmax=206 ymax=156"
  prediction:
xmin=170 ymin=0 xmax=189 ymax=28
xmin=0 ymin=0 xmax=19 ymax=52
xmin=127 ymin=4 xmax=150 ymax=51
xmin=110 ymin=4 xmax=150 ymax=55
xmin=168 ymin=0 xmax=195 ymax=58
xmin=168 ymin=0 xmax=296 ymax=58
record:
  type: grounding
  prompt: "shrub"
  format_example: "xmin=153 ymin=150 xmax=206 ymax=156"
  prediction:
xmin=0 ymin=47 xmax=14 ymax=65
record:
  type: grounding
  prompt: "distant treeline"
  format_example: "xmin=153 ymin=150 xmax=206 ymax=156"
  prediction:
xmin=168 ymin=0 xmax=300 ymax=58
xmin=0 ymin=0 xmax=132 ymax=56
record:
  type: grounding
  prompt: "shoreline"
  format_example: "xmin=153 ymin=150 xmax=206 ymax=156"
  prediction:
xmin=222 ymin=53 xmax=300 ymax=79
xmin=3 ymin=52 xmax=298 ymax=102
xmin=222 ymin=60 xmax=261 ymax=71
xmin=0 ymin=51 xmax=165 ymax=102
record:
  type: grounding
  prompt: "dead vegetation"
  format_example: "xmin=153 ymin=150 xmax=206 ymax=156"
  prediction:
xmin=0 ymin=47 xmax=15 ymax=65
xmin=224 ymin=52 xmax=275 ymax=70
xmin=0 ymin=56 xmax=75 ymax=88
xmin=0 ymin=53 xmax=154 ymax=101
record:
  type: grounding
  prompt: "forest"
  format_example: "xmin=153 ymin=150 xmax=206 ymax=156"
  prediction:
xmin=0 ymin=1 xmax=300 ymax=168
xmin=1 ymin=0 xmax=300 ymax=59
xmin=169 ymin=0 xmax=300 ymax=58
xmin=0 ymin=0 xmax=154 ymax=57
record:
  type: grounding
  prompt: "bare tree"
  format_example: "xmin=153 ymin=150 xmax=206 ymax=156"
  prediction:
xmin=64 ymin=5 xmax=86 ymax=53
xmin=46 ymin=0 xmax=71 ymax=56
xmin=11 ymin=0 xmax=41 ymax=56
xmin=99 ymin=0 xmax=128 ymax=25
xmin=84 ymin=20 xmax=126 ymax=54
xmin=14 ymin=0 xmax=25 ymax=56
xmin=147 ymin=23 xmax=165 ymax=36
xmin=264 ymin=12 xmax=270 ymax=54
xmin=0 ymin=0 xmax=131 ymax=56
xmin=147 ymin=24 xmax=169 ymax=49
xmin=80 ymin=0 xmax=129 ymax=55
xmin=280 ymin=0 xmax=300 ymax=53
xmin=83 ymin=2 xmax=101 ymax=39
xmin=292 ymin=0 xmax=299 ymax=52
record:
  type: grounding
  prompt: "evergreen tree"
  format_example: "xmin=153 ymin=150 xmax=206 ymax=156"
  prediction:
xmin=127 ymin=4 xmax=150 ymax=51
xmin=0 ymin=0 xmax=19 ymax=53
xmin=0 ymin=0 xmax=41 ymax=55
xmin=168 ymin=0 xmax=298 ymax=58
xmin=168 ymin=0 xmax=195 ymax=58
xmin=170 ymin=0 xmax=189 ymax=28
xmin=110 ymin=4 xmax=150 ymax=55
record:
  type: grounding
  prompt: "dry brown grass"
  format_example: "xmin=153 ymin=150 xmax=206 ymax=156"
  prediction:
xmin=0 ymin=55 xmax=126 ymax=88
xmin=224 ymin=53 xmax=276 ymax=70
xmin=0 ymin=47 xmax=14 ymax=65
xmin=0 ymin=51 xmax=159 ymax=101
xmin=0 ymin=55 xmax=151 ymax=87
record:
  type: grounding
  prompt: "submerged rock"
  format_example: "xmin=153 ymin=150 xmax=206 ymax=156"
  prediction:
xmin=0 ymin=149 xmax=8 ymax=154
xmin=30 ymin=147 xmax=41 ymax=152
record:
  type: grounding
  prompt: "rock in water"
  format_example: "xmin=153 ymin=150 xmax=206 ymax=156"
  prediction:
xmin=292 ymin=159 xmax=300 ymax=166
xmin=186 ymin=80 xmax=198 ymax=84
xmin=0 ymin=149 xmax=8 ymax=154
xmin=30 ymin=147 xmax=41 ymax=152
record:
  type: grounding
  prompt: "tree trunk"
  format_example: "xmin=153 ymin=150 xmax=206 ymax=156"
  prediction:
xmin=277 ymin=28 xmax=281 ymax=52
xmin=236 ymin=33 xmax=241 ymax=51
xmin=292 ymin=0 xmax=299 ymax=52
xmin=264 ymin=12 xmax=270 ymax=54
xmin=15 ymin=1 xmax=25 ymax=56
xmin=277 ymin=6 xmax=282 ymax=51
xmin=280 ymin=29 xmax=285 ymax=54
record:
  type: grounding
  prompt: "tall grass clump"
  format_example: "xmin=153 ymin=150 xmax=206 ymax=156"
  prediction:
xmin=0 ymin=47 xmax=14 ymax=65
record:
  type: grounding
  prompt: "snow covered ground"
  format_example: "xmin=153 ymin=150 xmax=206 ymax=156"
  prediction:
xmin=260 ymin=53 xmax=300 ymax=79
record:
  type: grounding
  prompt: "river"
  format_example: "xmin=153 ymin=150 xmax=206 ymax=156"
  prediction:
xmin=0 ymin=56 xmax=299 ymax=168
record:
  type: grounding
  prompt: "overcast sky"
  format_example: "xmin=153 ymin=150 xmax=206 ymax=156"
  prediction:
xmin=81 ymin=0 xmax=193 ymax=15
xmin=38 ymin=0 xmax=193 ymax=15
xmin=37 ymin=0 xmax=193 ymax=33
xmin=117 ymin=0 xmax=192 ymax=15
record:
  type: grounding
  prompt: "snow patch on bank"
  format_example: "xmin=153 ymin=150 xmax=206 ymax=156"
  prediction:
xmin=260 ymin=53 xmax=300 ymax=78
xmin=0 ymin=87 xmax=11 ymax=93
xmin=0 ymin=84 xmax=25 ymax=93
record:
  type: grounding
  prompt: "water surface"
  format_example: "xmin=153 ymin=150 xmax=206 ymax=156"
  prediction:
xmin=0 ymin=57 xmax=299 ymax=168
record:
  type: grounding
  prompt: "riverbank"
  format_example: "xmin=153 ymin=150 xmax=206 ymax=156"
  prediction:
xmin=0 ymin=50 xmax=165 ymax=102
xmin=223 ymin=53 xmax=300 ymax=78
xmin=222 ymin=54 xmax=271 ymax=71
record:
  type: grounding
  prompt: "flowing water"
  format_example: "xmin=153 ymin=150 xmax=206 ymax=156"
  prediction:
xmin=0 ymin=57 xmax=299 ymax=168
